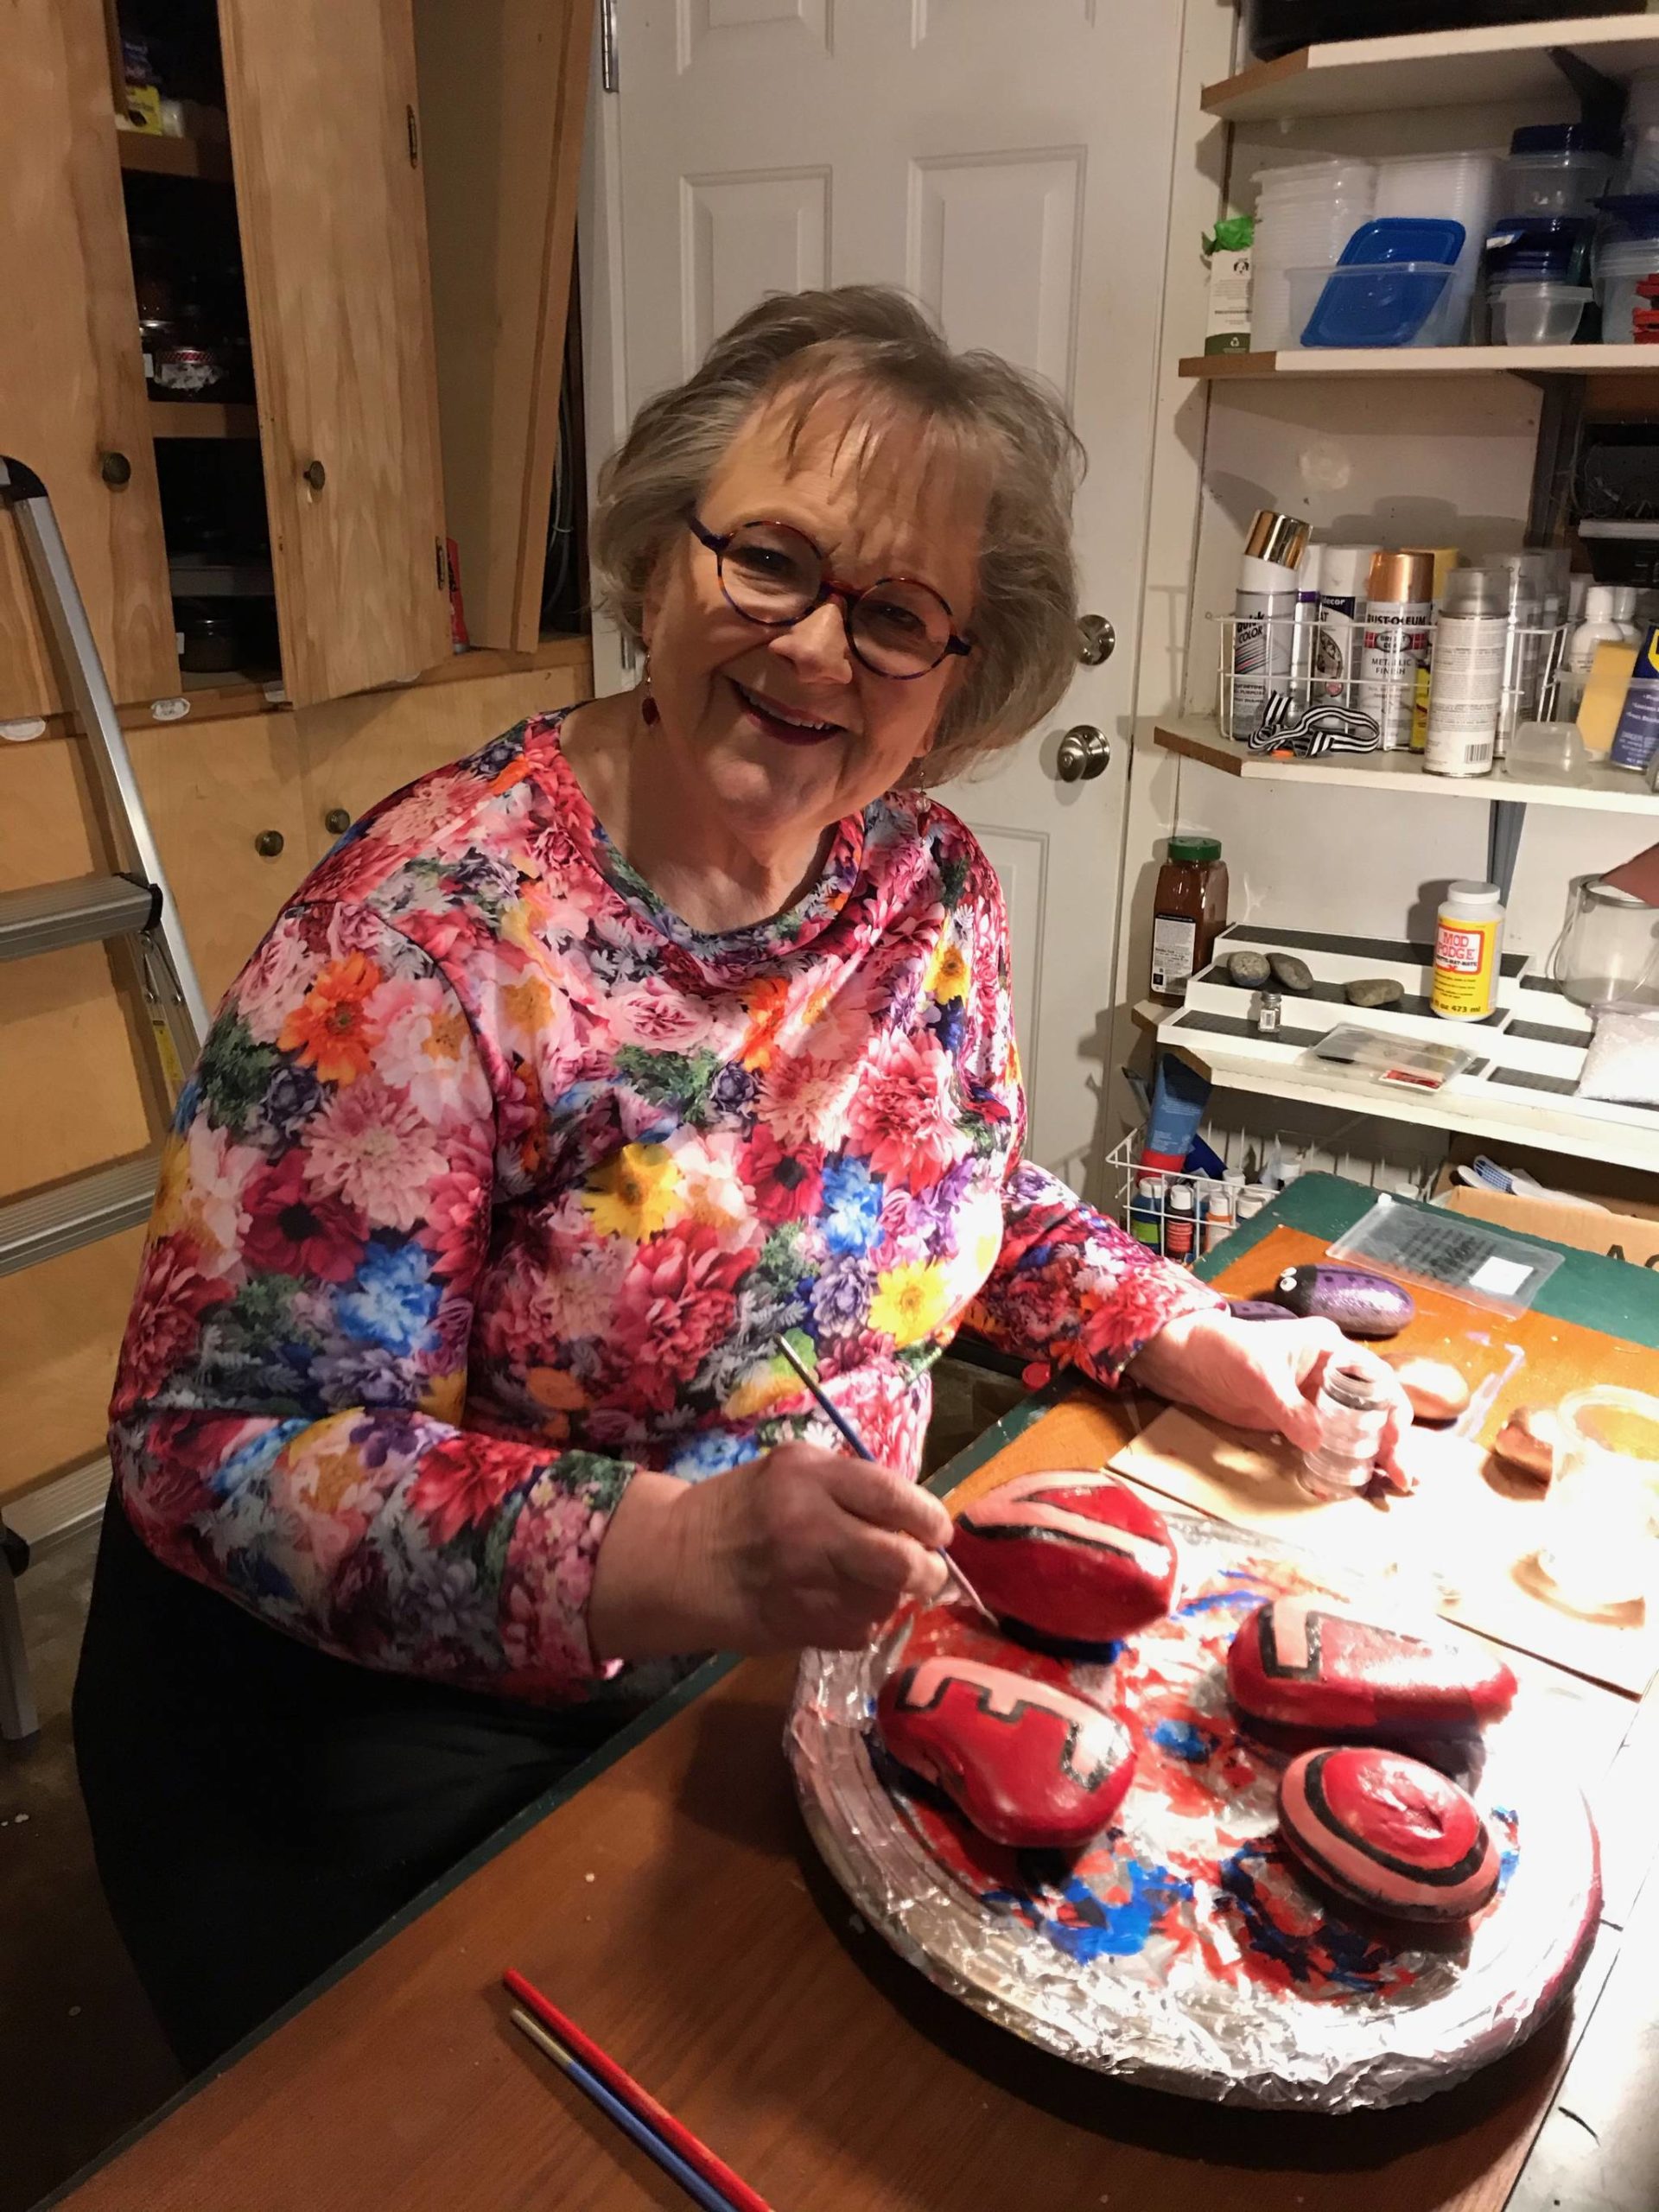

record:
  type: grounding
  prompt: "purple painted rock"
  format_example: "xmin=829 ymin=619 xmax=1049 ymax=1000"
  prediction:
xmin=876 ymin=1652 xmax=1136 ymax=1850
xmin=1279 ymin=1746 xmax=1500 ymax=1923
xmin=1273 ymin=1263 xmax=1415 ymax=1338
xmin=949 ymin=1471 xmax=1178 ymax=1643
xmin=1228 ymin=1298 xmax=1299 ymax=1323
xmin=1229 ymin=1598 xmax=1517 ymax=1739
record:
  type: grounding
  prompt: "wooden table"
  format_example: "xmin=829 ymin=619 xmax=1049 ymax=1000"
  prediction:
xmin=45 ymin=1179 xmax=1659 ymax=2212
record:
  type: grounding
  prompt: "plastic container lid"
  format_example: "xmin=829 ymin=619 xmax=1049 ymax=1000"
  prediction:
xmin=1485 ymin=215 xmax=1594 ymax=279
xmin=1167 ymin=836 xmax=1222 ymax=863
xmin=1337 ymin=217 xmax=1465 ymax=267
xmin=1594 ymin=194 xmax=1659 ymax=238
xmin=1510 ymin=124 xmax=1618 ymax=159
xmin=1445 ymin=880 xmax=1503 ymax=908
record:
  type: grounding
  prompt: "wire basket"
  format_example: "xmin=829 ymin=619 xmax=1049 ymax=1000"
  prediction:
xmin=1211 ymin=612 xmax=1568 ymax=764
xmin=1106 ymin=1126 xmax=1439 ymax=1268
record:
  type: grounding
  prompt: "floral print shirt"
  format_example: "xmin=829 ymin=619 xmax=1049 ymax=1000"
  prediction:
xmin=111 ymin=713 xmax=1220 ymax=1705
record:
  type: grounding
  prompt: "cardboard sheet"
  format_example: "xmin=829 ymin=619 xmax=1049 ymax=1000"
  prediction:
xmin=1111 ymin=1403 xmax=1659 ymax=1697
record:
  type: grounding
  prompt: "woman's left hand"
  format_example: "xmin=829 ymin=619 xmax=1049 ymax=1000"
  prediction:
xmin=1126 ymin=1306 xmax=1415 ymax=1491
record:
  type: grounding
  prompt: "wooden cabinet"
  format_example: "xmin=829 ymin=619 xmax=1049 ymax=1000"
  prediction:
xmin=414 ymin=0 xmax=592 ymax=649
xmin=0 ymin=0 xmax=178 ymax=720
xmin=219 ymin=0 xmax=452 ymax=705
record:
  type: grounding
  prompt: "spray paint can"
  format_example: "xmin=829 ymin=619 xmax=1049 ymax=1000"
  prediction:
xmin=1359 ymin=550 xmax=1434 ymax=751
xmin=1227 ymin=509 xmax=1309 ymax=741
xmin=1314 ymin=543 xmax=1379 ymax=707
xmin=1424 ymin=565 xmax=1508 ymax=779
xmin=1402 ymin=545 xmax=1461 ymax=750
xmin=1289 ymin=541 xmax=1325 ymax=703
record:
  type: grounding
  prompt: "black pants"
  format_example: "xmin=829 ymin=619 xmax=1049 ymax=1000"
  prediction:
xmin=73 ymin=1497 xmax=638 ymax=2075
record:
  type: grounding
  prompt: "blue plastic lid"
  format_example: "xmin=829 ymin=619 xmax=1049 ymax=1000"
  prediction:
xmin=1337 ymin=217 xmax=1465 ymax=269
xmin=1485 ymin=213 xmax=1594 ymax=278
xmin=1510 ymin=123 xmax=1618 ymax=159
xmin=1596 ymin=193 xmax=1659 ymax=239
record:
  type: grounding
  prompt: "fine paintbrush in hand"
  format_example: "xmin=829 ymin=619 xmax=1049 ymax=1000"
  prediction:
xmin=772 ymin=1334 xmax=998 ymax=1626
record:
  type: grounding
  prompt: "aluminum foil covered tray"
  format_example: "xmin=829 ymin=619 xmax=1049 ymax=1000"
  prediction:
xmin=788 ymin=1510 xmax=1600 ymax=2112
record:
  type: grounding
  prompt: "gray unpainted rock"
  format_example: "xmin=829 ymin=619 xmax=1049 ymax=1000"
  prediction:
xmin=1226 ymin=950 xmax=1272 ymax=988
xmin=1344 ymin=976 xmax=1404 ymax=1008
xmin=1268 ymin=952 xmax=1314 ymax=992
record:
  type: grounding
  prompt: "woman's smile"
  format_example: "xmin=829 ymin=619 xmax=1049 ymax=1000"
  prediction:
xmin=726 ymin=673 xmax=852 ymax=746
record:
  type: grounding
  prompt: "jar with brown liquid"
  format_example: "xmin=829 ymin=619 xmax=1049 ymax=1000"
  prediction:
xmin=1149 ymin=836 xmax=1228 ymax=1004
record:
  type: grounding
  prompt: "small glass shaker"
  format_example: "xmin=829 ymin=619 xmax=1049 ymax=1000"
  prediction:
xmin=1255 ymin=989 xmax=1282 ymax=1038
xmin=1300 ymin=1357 xmax=1391 ymax=1499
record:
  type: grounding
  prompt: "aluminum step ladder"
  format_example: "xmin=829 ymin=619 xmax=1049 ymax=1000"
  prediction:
xmin=0 ymin=454 xmax=209 ymax=1740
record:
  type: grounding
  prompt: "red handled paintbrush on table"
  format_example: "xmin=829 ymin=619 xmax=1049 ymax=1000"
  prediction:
xmin=505 ymin=1970 xmax=772 ymax=2212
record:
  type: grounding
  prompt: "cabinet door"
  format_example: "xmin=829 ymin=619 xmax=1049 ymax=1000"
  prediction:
xmin=296 ymin=660 xmax=590 ymax=856
xmin=219 ymin=0 xmax=450 ymax=709
xmin=0 ymin=0 xmax=177 ymax=720
xmin=129 ymin=710 xmax=313 ymax=1006
xmin=414 ymin=0 xmax=591 ymax=649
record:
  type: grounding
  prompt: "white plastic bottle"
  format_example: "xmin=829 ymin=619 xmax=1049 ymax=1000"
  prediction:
xmin=1314 ymin=543 xmax=1379 ymax=706
xmin=1227 ymin=509 xmax=1309 ymax=741
xmin=1611 ymin=585 xmax=1643 ymax=644
xmin=1431 ymin=880 xmax=1506 ymax=1021
xmin=1359 ymin=550 xmax=1433 ymax=751
xmin=1425 ymin=566 xmax=1509 ymax=778
xmin=1560 ymin=584 xmax=1632 ymax=719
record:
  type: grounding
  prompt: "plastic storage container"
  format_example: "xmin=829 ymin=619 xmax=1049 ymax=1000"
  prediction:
xmin=1504 ymin=124 xmax=1615 ymax=218
xmin=1597 ymin=226 xmax=1659 ymax=344
xmin=1622 ymin=68 xmax=1659 ymax=195
xmin=1252 ymin=158 xmax=1376 ymax=351
xmin=1373 ymin=149 xmax=1497 ymax=344
xmin=1485 ymin=214 xmax=1595 ymax=286
xmin=1292 ymin=263 xmax=1454 ymax=347
xmin=1486 ymin=280 xmax=1592 ymax=345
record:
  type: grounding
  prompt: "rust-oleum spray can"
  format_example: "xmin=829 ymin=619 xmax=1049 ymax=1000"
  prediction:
xmin=1359 ymin=550 xmax=1433 ymax=751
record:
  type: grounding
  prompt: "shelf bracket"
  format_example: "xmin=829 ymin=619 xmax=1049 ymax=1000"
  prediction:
xmin=1547 ymin=45 xmax=1626 ymax=148
xmin=1488 ymin=798 xmax=1528 ymax=906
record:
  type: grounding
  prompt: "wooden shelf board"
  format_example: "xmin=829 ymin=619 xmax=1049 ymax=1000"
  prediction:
xmin=1203 ymin=16 xmax=1659 ymax=124
xmin=1181 ymin=345 xmax=1659 ymax=383
xmin=149 ymin=400 xmax=258 ymax=440
xmin=1153 ymin=714 xmax=1658 ymax=816
xmin=115 ymin=130 xmax=232 ymax=182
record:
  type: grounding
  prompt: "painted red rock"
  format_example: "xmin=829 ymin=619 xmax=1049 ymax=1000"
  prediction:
xmin=875 ymin=1651 xmax=1136 ymax=1851
xmin=1228 ymin=1599 xmax=1516 ymax=1738
xmin=1279 ymin=1746 xmax=1501 ymax=1923
xmin=948 ymin=1471 xmax=1178 ymax=1643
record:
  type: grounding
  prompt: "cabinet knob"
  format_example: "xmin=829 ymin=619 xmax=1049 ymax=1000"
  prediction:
xmin=99 ymin=450 xmax=132 ymax=487
xmin=323 ymin=807 xmax=352 ymax=835
xmin=254 ymin=829 xmax=286 ymax=857
xmin=303 ymin=459 xmax=327 ymax=491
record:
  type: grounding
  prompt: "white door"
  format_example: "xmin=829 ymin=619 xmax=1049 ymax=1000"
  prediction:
xmin=582 ymin=0 xmax=1185 ymax=1186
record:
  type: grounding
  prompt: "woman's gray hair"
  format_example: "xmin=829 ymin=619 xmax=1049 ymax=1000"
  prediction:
xmin=589 ymin=286 xmax=1084 ymax=783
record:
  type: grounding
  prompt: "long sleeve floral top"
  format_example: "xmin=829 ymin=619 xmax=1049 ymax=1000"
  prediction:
xmin=111 ymin=712 xmax=1221 ymax=1706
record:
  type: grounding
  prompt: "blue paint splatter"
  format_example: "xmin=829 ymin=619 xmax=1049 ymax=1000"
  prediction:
xmin=986 ymin=1858 xmax=1194 ymax=1964
xmin=1217 ymin=1844 xmax=1395 ymax=1993
xmin=1491 ymin=1804 xmax=1520 ymax=1892
xmin=1150 ymin=1719 xmax=1216 ymax=1763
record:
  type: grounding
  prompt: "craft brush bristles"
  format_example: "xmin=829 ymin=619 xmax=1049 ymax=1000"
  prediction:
xmin=772 ymin=1335 xmax=998 ymax=1625
xmin=504 ymin=1972 xmax=772 ymax=2212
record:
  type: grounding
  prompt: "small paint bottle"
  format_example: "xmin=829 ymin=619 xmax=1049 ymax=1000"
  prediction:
xmin=1431 ymin=880 xmax=1504 ymax=1020
xmin=1300 ymin=1357 xmax=1392 ymax=1499
xmin=1255 ymin=989 xmax=1282 ymax=1037
xmin=1128 ymin=1176 xmax=1164 ymax=1252
xmin=1203 ymin=1178 xmax=1237 ymax=1255
xmin=1163 ymin=1181 xmax=1197 ymax=1265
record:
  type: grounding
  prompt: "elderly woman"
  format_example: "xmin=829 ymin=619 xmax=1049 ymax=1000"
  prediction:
xmin=74 ymin=286 xmax=1406 ymax=2069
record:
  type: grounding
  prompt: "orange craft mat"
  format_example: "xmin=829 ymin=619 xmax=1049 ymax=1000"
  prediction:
xmin=1090 ymin=1224 xmax=1659 ymax=1699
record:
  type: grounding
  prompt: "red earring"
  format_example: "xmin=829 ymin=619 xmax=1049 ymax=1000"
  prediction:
xmin=639 ymin=652 xmax=659 ymax=727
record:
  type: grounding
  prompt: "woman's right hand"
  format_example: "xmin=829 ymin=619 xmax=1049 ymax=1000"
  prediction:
xmin=588 ymin=1445 xmax=952 ymax=1663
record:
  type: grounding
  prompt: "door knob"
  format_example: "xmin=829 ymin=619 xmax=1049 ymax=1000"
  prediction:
xmin=323 ymin=807 xmax=352 ymax=835
xmin=302 ymin=460 xmax=327 ymax=491
xmin=99 ymin=450 xmax=132 ymax=487
xmin=254 ymin=829 xmax=285 ymax=857
xmin=1077 ymin=613 xmax=1115 ymax=665
xmin=1056 ymin=725 xmax=1110 ymax=782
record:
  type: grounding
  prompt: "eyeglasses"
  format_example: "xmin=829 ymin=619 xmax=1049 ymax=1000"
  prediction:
xmin=685 ymin=512 xmax=972 ymax=679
